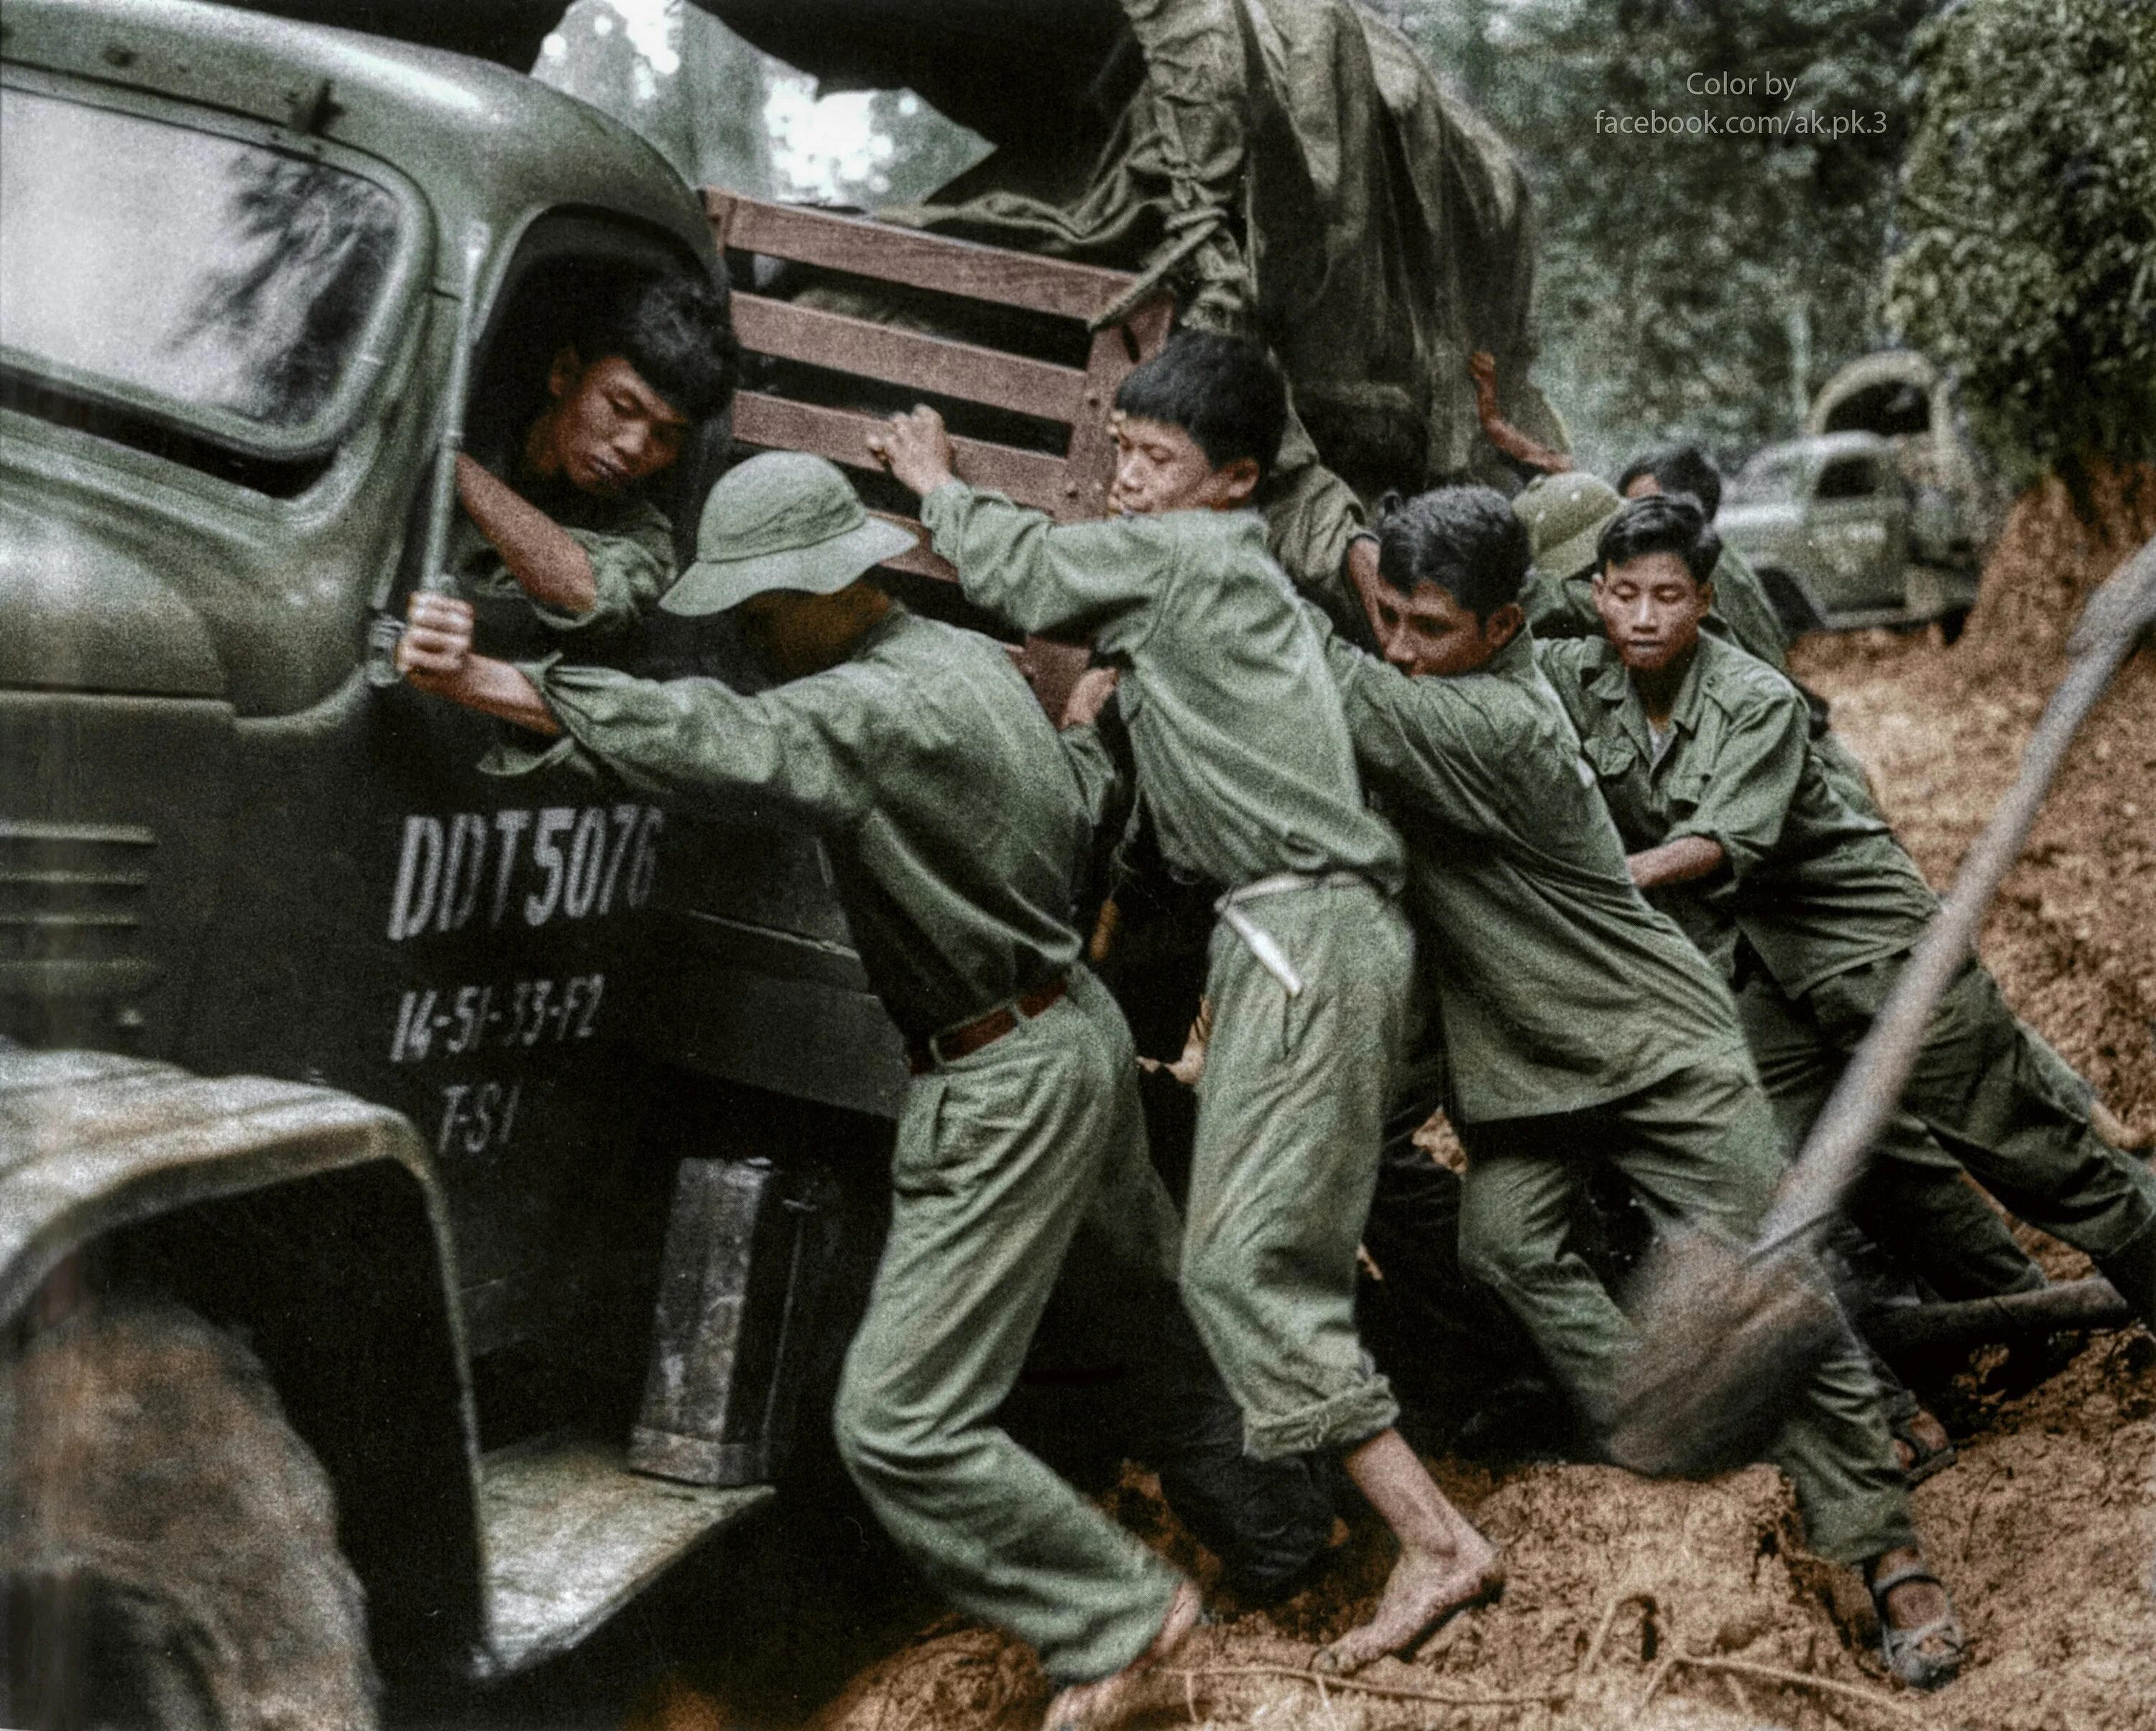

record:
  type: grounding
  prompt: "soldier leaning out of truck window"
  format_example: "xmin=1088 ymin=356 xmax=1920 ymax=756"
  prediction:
xmin=870 ymin=331 xmax=1506 ymax=1683
xmin=449 ymin=274 xmax=735 ymax=651
xmin=400 ymin=451 xmax=1275 ymax=1730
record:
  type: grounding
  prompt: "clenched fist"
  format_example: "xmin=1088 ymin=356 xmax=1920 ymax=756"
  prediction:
xmin=396 ymin=591 xmax=477 ymax=691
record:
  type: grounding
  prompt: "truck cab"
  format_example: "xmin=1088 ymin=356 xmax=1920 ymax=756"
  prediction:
xmin=1 ymin=0 xmax=898 ymax=1714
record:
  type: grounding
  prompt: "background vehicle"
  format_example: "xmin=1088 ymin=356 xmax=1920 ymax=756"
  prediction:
xmin=1722 ymin=349 xmax=2004 ymax=640
xmin=1720 ymin=430 xmax=1981 ymax=639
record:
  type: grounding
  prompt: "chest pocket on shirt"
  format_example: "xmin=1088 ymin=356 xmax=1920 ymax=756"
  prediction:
xmin=1587 ymin=730 xmax=1639 ymax=783
xmin=1658 ymin=761 xmax=1711 ymax=825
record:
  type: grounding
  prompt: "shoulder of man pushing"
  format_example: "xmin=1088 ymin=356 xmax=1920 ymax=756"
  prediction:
xmin=1695 ymin=630 xmax=1805 ymax=722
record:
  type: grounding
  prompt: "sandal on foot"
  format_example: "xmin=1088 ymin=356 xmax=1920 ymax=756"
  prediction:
xmin=1869 ymin=1562 xmax=1967 ymax=1689
xmin=1887 ymin=1408 xmax=1958 ymax=1486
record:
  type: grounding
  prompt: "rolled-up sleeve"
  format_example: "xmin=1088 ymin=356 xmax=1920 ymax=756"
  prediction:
xmin=456 ymin=500 xmax=676 ymax=640
xmin=543 ymin=513 xmax=675 ymax=636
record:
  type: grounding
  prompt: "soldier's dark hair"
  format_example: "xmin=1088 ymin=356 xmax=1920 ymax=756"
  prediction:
xmin=1596 ymin=494 xmax=1721 ymax=587
xmin=572 ymin=273 xmax=739 ymax=423
xmin=1376 ymin=486 xmax=1531 ymax=623
xmin=1617 ymin=443 xmax=1723 ymax=520
xmin=1113 ymin=331 xmax=1289 ymax=482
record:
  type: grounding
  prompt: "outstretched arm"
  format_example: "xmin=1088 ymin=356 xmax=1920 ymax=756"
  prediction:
xmin=1470 ymin=352 xmax=1572 ymax=477
xmin=397 ymin=592 xmax=562 ymax=735
xmin=871 ymin=405 xmax=1160 ymax=640
xmin=454 ymin=454 xmax=600 ymax=615
xmin=403 ymin=592 xmax=884 ymax=827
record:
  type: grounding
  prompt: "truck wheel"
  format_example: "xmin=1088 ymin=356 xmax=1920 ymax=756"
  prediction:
xmin=1937 ymin=605 xmax=1970 ymax=645
xmin=1 ymin=1299 xmax=379 ymax=1730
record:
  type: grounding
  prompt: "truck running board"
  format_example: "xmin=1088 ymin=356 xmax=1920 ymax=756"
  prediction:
xmin=474 ymin=1436 xmax=773 ymax=1676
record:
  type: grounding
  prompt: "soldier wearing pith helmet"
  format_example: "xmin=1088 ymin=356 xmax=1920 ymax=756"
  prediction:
xmin=397 ymin=449 xmax=1207 ymax=1725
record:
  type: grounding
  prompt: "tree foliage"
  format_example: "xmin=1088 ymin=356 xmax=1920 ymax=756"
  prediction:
xmin=1884 ymin=0 xmax=2156 ymax=487
xmin=1409 ymin=0 xmax=1930 ymax=469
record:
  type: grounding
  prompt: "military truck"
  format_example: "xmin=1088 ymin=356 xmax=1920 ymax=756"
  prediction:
xmin=0 ymin=1 xmax=1194 ymax=1722
xmin=1 ymin=1 xmax=1555 ymax=1722
xmin=1719 ymin=352 xmax=2001 ymax=640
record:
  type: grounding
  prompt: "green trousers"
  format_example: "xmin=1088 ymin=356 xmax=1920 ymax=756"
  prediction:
xmin=1735 ymin=969 xmax=2042 ymax=1300
xmin=1738 ymin=956 xmax=2156 ymax=1327
xmin=1182 ymin=878 xmax=1410 ymax=1461
xmin=1457 ymin=1055 xmax=1916 ymax=1566
xmin=833 ymin=965 xmax=1181 ymax=1686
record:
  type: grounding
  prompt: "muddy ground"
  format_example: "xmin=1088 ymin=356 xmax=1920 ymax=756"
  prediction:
xmin=622 ymin=479 xmax=2156 ymax=1731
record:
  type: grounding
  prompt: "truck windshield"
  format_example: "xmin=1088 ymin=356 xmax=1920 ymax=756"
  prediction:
xmin=1726 ymin=452 xmax=1804 ymax=507
xmin=0 ymin=87 xmax=404 ymax=437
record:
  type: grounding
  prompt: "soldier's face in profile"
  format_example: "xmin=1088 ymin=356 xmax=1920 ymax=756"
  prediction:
xmin=1593 ymin=553 xmax=1712 ymax=674
xmin=1109 ymin=414 xmax=1258 ymax=517
xmin=1365 ymin=577 xmax=1518 ymax=679
xmin=540 ymin=351 xmax=692 ymax=496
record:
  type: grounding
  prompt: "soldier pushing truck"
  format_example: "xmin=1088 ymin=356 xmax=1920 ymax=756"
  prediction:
xmin=9 ymin=3 xmax=2156 ymax=1727
xmin=398 ymin=318 xmax=2152 ymax=1713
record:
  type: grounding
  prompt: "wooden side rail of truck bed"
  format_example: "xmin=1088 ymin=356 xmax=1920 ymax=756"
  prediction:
xmin=703 ymin=191 xmax=1174 ymax=715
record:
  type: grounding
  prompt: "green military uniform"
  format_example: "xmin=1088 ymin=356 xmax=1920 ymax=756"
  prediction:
xmin=1510 ymin=478 xmax=2017 ymax=1288
xmin=1315 ymin=615 xmax=1912 ymax=1564
xmin=450 ymin=477 xmax=676 ymax=655
xmin=1537 ymin=632 xmax=2156 ymax=1325
xmin=923 ymin=482 xmax=1410 ymax=1459
xmin=487 ymin=605 xmax=1184 ymax=1685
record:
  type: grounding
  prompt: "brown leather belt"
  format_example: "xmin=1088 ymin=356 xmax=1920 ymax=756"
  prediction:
xmin=907 ymin=978 xmax=1069 ymax=1075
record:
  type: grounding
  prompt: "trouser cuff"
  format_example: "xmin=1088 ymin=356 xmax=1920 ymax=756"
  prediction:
xmin=2097 ymin=1211 xmax=2156 ymax=1333
xmin=1801 ymin=1484 xmax=1918 ymax=1569
xmin=1243 ymin=1377 xmax=1399 ymax=1462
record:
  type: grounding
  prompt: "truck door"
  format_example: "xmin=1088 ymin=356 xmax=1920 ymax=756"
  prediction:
xmin=1805 ymin=451 xmax=1909 ymax=612
xmin=353 ymin=216 xmax=723 ymax=1388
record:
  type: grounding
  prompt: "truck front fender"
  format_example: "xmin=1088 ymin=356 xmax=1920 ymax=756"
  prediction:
xmin=0 ymin=1044 xmax=486 ymax=1683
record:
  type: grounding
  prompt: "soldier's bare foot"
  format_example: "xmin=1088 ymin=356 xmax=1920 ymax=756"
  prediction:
xmin=1313 ymin=1531 xmax=1505 ymax=1675
xmin=1040 ymin=1579 xmax=1202 ymax=1731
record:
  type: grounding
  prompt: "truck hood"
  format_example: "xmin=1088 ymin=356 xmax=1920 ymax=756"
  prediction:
xmin=0 ymin=492 xmax=227 ymax=699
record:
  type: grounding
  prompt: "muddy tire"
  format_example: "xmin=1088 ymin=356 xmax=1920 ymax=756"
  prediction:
xmin=1 ymin=1300 xmax=379 ymax=1730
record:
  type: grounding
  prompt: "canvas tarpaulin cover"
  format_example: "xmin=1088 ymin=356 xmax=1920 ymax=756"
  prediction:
xmin=706 ymin=0 xmax=1562 ymax=596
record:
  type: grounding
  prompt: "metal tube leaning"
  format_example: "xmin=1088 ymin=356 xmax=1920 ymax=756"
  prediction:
xmin=1608 ymin=533 xmax=2156 ymax=1478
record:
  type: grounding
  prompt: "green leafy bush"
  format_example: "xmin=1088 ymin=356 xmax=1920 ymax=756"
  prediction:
xmin=1885 ymin=0 xmax=2156 ymax=486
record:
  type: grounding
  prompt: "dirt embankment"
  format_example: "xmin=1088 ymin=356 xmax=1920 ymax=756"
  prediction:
xmin=683 ymin=476 xmax=2156 ymax=1731
xmin=1796 ymin=463 xmax=2156 ymax=1125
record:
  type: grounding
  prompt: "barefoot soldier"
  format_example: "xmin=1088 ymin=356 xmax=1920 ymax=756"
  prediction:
xmin=398 ymin=452 xmax=1202 ymax=1726
xmin=872 ymin=332 xmax=1503 ymax=1677
xmin=1538 ymin=495 xmax=2156 ymax=1333
xmin=1318 ymin=486 xmax=1971 ymax=1687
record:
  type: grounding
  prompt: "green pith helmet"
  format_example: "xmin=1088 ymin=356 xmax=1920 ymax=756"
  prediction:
xmin=1512 ymin=472 xmax=1622 ymax=581
xmin=660 ymin=451 xmax=916 ymax=616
